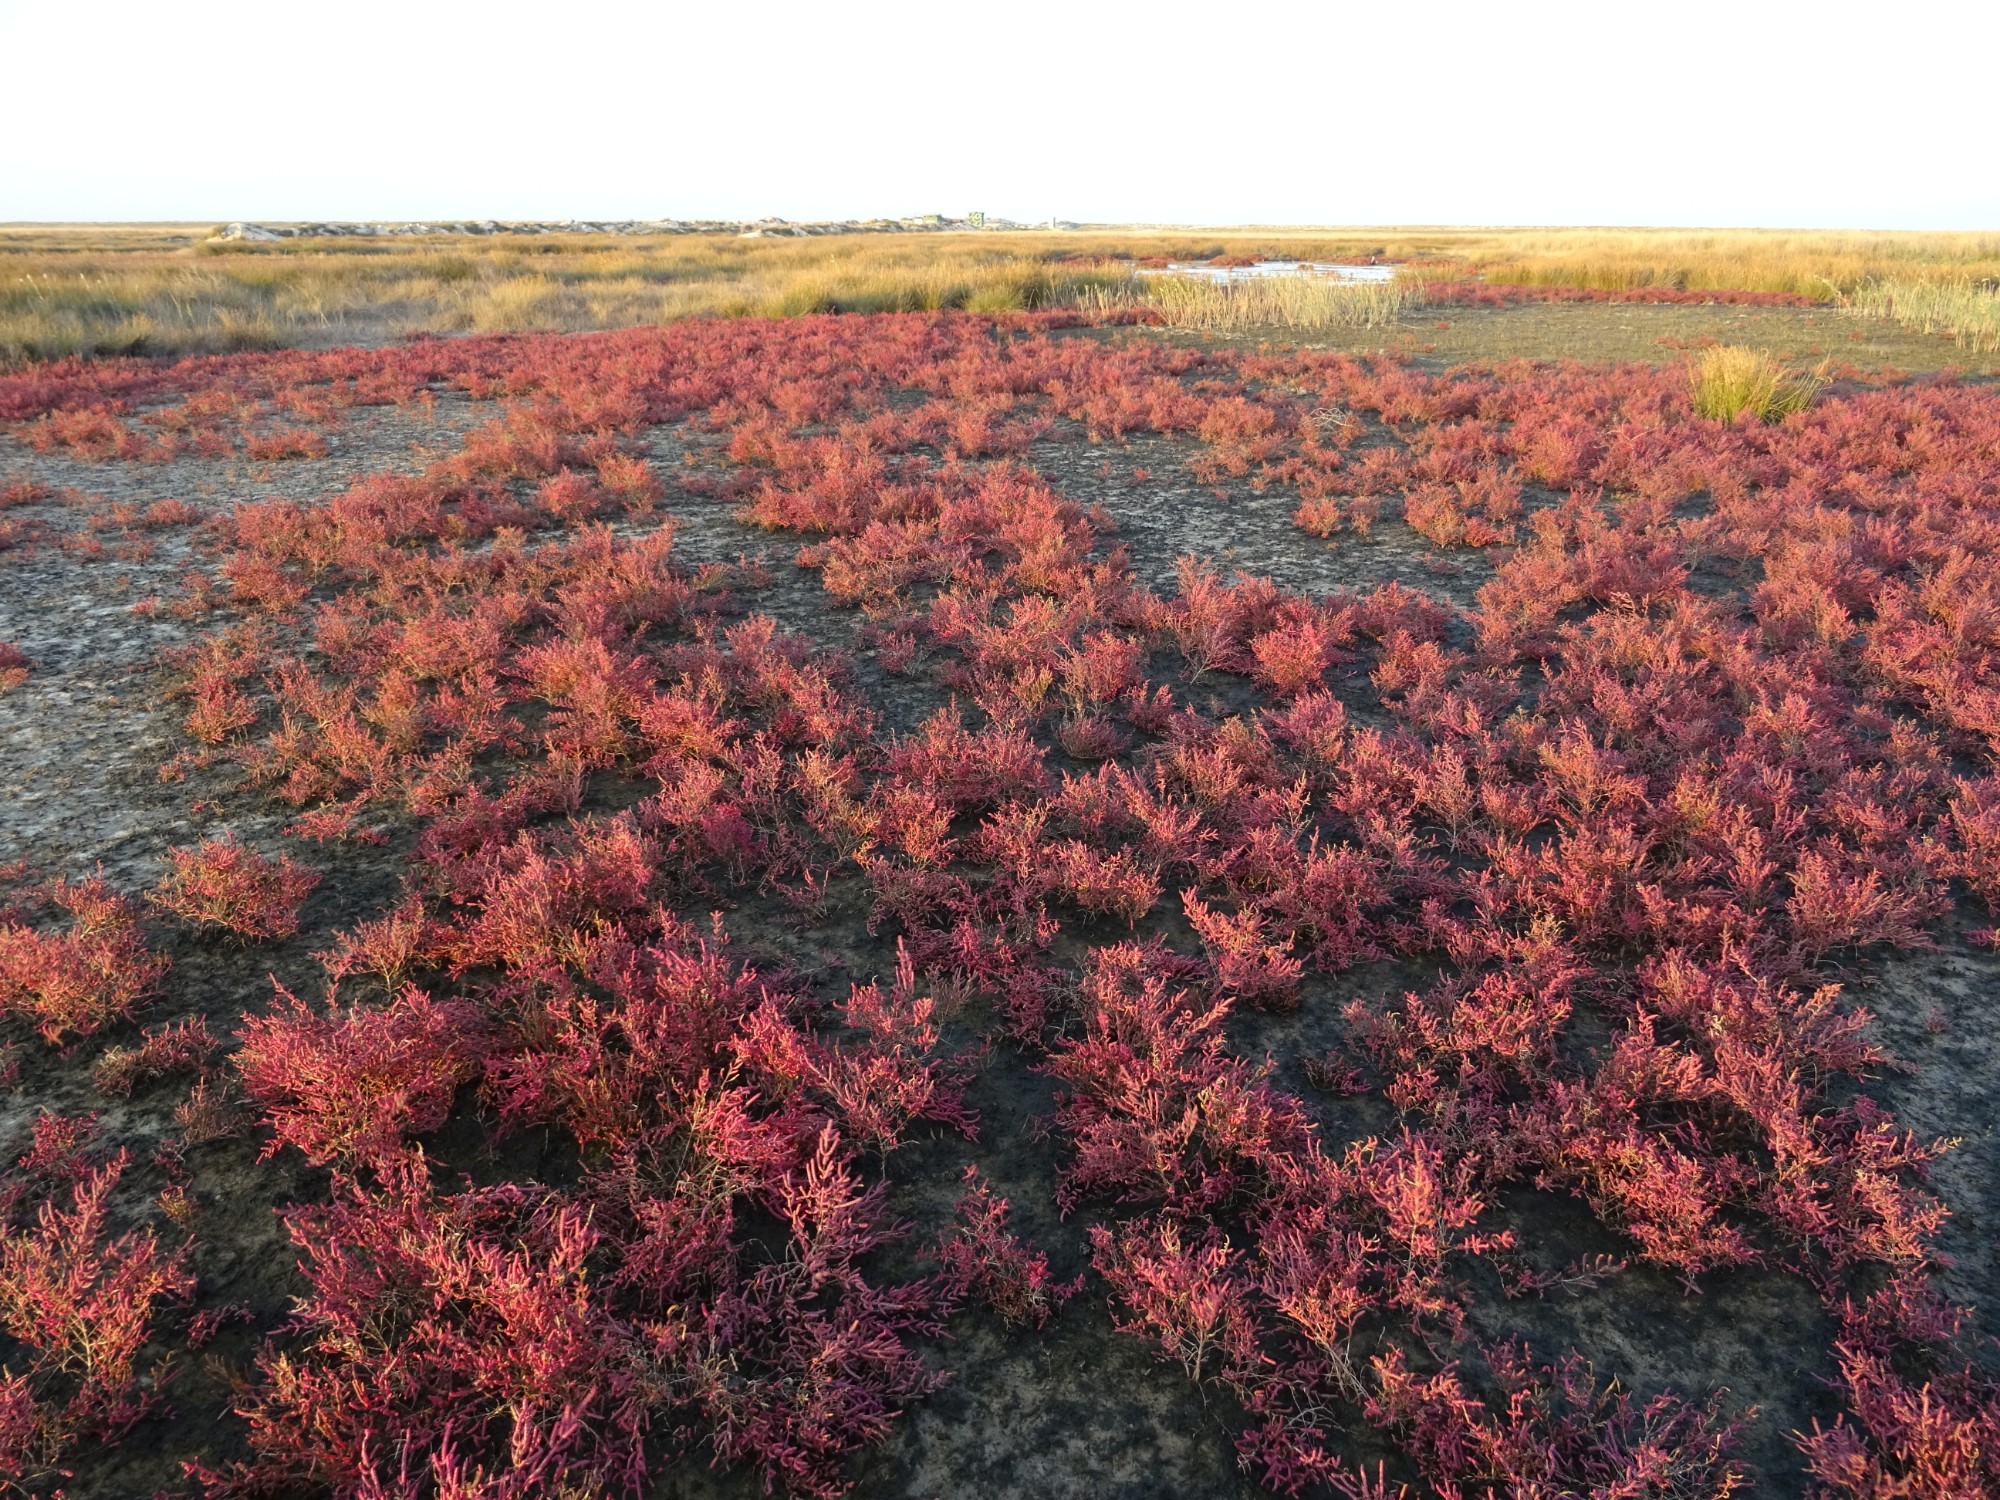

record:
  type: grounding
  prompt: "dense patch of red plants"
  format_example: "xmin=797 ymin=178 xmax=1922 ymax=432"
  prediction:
xmin=3 ymin=306 xmax=1999 ymax=1496
xmin=0 ymin=1115 xmax=193 ymax=1492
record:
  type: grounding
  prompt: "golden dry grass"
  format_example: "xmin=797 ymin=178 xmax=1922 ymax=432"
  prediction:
xmin=1407 ymin=227 xmax=2000 ymax=297
xmin=3 ymin=223 xmax=1998 ymax=363
xmin=0 ymin=228 xmax=1140 ymax=362
xmin=1099 ymin=275 xmax=1417 ymax=331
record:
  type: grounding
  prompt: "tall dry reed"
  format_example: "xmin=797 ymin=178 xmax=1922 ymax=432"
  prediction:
xmin=1844 ymin=278 xmax=2000 ymax=355
xmin=1109 ymin=275 xmax=1418 ymax=331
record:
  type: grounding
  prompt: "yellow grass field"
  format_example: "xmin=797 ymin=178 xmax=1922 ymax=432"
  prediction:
xmin=4 ymin=223 xmax=1998 ymax=362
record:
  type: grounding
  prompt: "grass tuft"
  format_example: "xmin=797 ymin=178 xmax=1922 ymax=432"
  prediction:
xmin=1689 ymin=345 xmax=1823 ymax=422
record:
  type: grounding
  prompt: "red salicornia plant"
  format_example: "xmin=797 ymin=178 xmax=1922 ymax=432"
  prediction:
xmin=147 ymin=837 xmax=319 ymax=941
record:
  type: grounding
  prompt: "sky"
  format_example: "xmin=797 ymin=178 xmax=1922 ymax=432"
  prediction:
xmin=2 ymin=0 xmax=1993 ymax=229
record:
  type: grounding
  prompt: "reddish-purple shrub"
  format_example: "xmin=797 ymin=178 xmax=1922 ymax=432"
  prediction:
xmin=212 ymin=1158 xmax=653 ymax=1499
xmin=1368 ymin=1344 xmax=1745 ymax=1498
xmin=0 ymin=1152 xmax=194 ymax=1485
xmin=244 ymin=425 xmax=329 ymax=461
xmin=1183 ymin=891 xmax=1305 ymax=1011
xmin=1800 ymin=1339 xmax=2000 ymax=1499
xmin=1249 ymin=614 xmax=1339 ymax=696
xmin=483 ymin=927 xmax=776 ymax=1146
xmin=235 ymin=985 xmax=482 ymax=1166
xmin=91 ymin=1015 xmax=218 ymax=1096
xmin=316 ymin=895 xmax=447 ymax=998
xmin=1090 ymin=1217 xmax=1263 ymax=1387
xmin=929 ymin=1166 xmax=1078 ymax=1330
xmin=147 ymin=837 xmax=320 ymax=941
xmin=671 ymin=1127 xmax=946 ymax=1500
xmin=1046 ymin=941 xmax=1311 ymax=1215
xmin=0 ymin=876 xmax=168 ymax=1042
xmin=802 ymin=953 xmax=977 ymax=1156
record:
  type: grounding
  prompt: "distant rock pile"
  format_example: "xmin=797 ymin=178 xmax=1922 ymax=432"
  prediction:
xmin=212 ymin=216 xmax=1040 ymax=242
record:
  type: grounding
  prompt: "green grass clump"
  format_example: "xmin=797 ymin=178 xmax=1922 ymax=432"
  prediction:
xmin=1690 ymin=345 xmax=1823 ymax=422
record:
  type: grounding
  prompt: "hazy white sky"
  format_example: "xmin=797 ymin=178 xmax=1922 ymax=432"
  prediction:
xmin=2 ymin=0 xmax=1992 ymax=228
